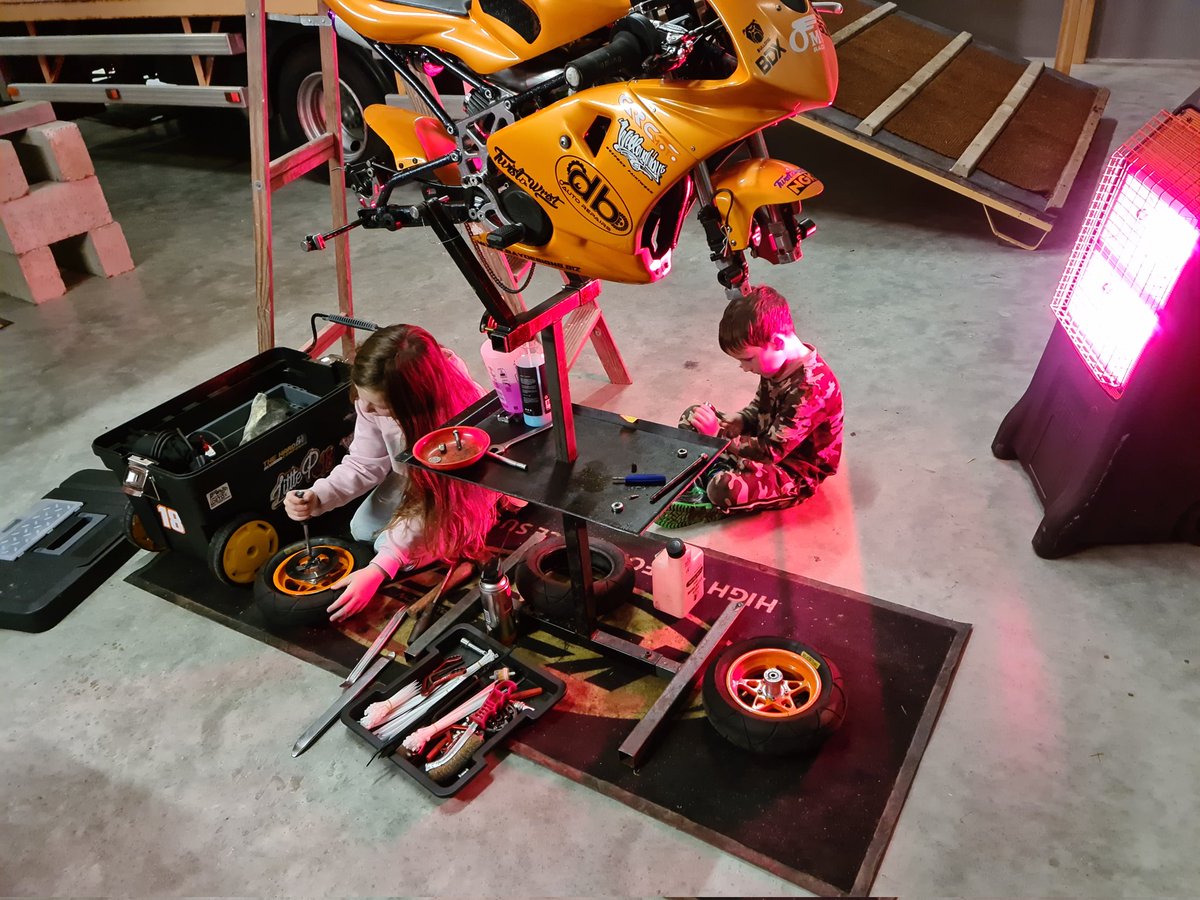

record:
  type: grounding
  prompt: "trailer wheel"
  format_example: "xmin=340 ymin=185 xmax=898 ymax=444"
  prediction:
xmin=254 ymin=537 xmax=368 ymax=628
xmin=702 ymin=636 xmax=847 ymax=755
xmin=208 ymin=513 xmax=279 ymax=587
xmin=277 ymin=44 xmax=388 ymax=169
xmin=122 ymin=501 xmax=166 ymax=552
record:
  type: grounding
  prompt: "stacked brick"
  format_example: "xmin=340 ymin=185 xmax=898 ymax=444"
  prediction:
xmin=0 ymin=101 xmax=134 ymax=303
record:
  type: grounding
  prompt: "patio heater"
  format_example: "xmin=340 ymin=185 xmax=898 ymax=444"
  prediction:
xmin=992 ymin=91 xmax=1200 ymax=558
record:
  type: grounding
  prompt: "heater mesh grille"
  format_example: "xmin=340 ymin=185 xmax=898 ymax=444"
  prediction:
xmin=1051 ymin=110 xmax=1200 ymax=396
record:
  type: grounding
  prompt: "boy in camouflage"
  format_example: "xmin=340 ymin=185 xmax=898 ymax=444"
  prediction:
xmin=674 ymin=285 xmax=843 ymax=517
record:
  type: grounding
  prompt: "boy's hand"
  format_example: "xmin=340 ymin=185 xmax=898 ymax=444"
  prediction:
xmin=284 ymin=490 xmax=321 ymax=521
xmin=688 ymin=403 xmax=721 ymax=437
xmin=718 ymin=412 xmax=743 ymax=438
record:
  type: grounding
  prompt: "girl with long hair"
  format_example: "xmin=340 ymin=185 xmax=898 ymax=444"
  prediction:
xmin=285 ymin=324 xmax=499 ymax=622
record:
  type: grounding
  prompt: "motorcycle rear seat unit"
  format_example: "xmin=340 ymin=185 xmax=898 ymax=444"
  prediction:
xmin=381 ymin=0 xmax=469 ymax=15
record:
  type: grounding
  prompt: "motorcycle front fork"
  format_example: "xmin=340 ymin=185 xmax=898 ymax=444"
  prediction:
xmin=695 ymin=130 xmax=805 ymax=301
xmin=694 ymin=161 xmax=751 ymax=302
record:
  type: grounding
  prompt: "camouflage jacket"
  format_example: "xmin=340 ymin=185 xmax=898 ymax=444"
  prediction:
xmin=723 ymin=346 xmax=844 ymax=477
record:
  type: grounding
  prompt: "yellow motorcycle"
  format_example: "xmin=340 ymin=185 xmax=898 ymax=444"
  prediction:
xmin=306 ymin=0 xmax=840 ymax=303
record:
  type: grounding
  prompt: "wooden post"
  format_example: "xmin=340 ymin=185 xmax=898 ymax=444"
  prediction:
xmin=317 ymin=2 xmax=355 ymax=358
xmin=245 ymin=0 xmax=273 ymax=351
xmin=1054 ymin=0 xmax=1083 ymax=75
xmin=1072 ymin=0 xmax=1096 ymax=65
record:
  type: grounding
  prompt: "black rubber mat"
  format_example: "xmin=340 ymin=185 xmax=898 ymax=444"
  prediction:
xmin=127 ymin=509 xmax=970 ymax=896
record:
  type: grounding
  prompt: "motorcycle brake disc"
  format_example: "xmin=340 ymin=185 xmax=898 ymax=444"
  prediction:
xmin=283 ymin=549 xmax=341 ymax=585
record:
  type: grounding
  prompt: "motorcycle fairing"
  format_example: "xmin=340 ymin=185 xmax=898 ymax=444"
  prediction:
xmin=363 ymin=105 xmax=461 ymax=183
xmin=326 ymin=0 xmax=632 ymax=74
xmin=710 ymin=158 xmax=823 ymax=252
xmin=337 ymin=0 xmax=839 ymax=283
xmin=485 ymin=84 xmax=698 ymax=283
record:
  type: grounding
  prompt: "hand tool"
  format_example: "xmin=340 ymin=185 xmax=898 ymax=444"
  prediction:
xmin=483 ymin=422 xmax=552 ymax=471
xmin=341 ymin=604 xmax=410 ymax=687
xmin=407 ymin=560 xmax=471 ymax=643
xmin=650 ymin=452 xmax=711 ymax=503
xmin=292 ymin=654 xmax=391 ymax=757
xmin=485 ymin=450 xmax=528 ymax=471
xmin=611 ymin=474 xmax=666 ymax=485
xmin=424 ymin=680 xmax=516 ymax=783
xmin=295 ymin=490 xmax=313 ymax=559
xmin=403 ymin=531 xmax=547 ymax=661
xmin=488 ymin=422 xmax=553 ymax=457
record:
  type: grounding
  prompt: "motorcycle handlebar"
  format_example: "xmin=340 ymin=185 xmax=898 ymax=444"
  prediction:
xmin=565 ymin=17 xmax=660 ymax=90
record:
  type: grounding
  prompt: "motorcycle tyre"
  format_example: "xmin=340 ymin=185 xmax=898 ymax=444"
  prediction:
xmin=254 ymin=537 xmax=369 ymax=629
xmin=702 ymin=636 xmax=847 ymax=755
xmin=515 ymin=536 xmax=634 ymax=623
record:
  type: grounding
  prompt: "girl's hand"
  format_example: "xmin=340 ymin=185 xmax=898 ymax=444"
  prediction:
xmin=688 ymin=403 xmax=720 ymax=437
xmin=284 ymin=490 xmax=321 ymax=521
xmin=327 ymin=564 xmax=386 ymax=622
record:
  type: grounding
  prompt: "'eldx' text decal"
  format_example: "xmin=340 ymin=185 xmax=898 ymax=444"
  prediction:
xmin=555 ymin=156 xmax=632 ymax=235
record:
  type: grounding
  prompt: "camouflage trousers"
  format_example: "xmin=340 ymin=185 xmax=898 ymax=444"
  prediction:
xmin=679 ymin=405 xmax=826 ymax=512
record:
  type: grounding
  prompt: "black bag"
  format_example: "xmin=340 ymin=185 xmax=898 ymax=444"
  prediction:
xmin=128 ymin=430 xmax=211 ymax=474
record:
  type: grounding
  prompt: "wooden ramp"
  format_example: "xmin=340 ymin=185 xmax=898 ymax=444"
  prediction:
xmin=802 ymin=0 xmax=1109 ymax=249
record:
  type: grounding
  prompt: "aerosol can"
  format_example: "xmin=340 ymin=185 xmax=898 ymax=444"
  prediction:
xmin=479 ymin=555 xmax=518 ymax=645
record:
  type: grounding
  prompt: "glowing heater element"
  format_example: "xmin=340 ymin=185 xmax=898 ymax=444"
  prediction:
xmin=992 ymin=100 xmax=1200 ymax=558
xmin=1051 ymin=112 xmax=1200 ymax=396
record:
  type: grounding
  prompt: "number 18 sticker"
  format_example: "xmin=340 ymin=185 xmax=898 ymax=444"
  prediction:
xmin=156 ymin=504 xmax=186 ymax=534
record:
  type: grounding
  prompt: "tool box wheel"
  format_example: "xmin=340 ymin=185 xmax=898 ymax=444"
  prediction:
xmin=122 ymin=501 xmax=166 ymax=552
xmin=254 ymin=537 xmax=369 ymax=629
xmin=208 ymin=513 xmax=280 ymax=587
xmin=702 ymin=635 xmax=847 ymax=755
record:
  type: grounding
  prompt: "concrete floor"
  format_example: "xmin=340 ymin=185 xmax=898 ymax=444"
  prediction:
xmin=3 ymin=60 xmax=1200 ymax=895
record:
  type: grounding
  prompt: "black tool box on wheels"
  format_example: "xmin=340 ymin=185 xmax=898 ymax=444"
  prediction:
xmin=92 ymin=348 xmax=355 ymax=586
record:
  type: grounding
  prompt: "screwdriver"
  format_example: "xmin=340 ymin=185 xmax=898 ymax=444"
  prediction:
xmin=296 ymin=489 xmax=313 ymax=559
xmin=611 ymin=474 xmax=667 ymax=486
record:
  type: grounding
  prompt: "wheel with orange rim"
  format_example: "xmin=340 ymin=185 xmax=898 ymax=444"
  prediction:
xmin=271 ymin=545 xmax=357 ymax=596
xmin=254 ymin=537 xmax=370 ymax=629
xmin=702 ymin=635 xmax=847 ymax=755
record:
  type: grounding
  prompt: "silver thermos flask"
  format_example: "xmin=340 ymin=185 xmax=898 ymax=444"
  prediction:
xmin=479 ymin=556 xmax=517 ymax=645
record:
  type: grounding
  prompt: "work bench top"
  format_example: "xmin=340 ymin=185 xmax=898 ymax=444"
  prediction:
xmin=404 ymin=395 xmax=729 ymax=536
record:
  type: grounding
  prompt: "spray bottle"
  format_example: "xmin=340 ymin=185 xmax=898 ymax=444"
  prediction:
xmin=480 ymin=337 xmax=524 ymax=417
xmin=517 ymin=341 xmax=552 ymax=427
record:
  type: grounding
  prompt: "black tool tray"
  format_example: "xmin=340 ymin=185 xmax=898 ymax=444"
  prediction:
xmin=340 ymin=624 xmax=564 ymax=797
